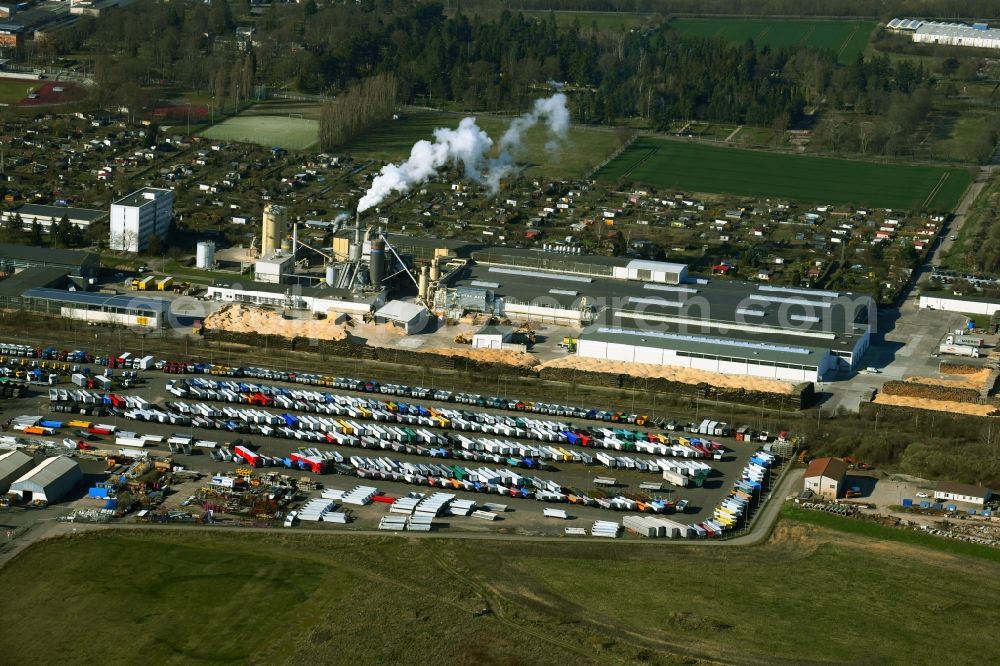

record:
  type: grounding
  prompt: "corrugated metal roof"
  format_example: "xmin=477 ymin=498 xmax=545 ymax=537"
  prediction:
xmin=0 ymin=450 xmax=34 ymax=491
xmin=10 ymin=456 xmax=81 ymax=494
xmin=13 ymin=203 xmax=107 ymax=222
xmin=935 ymin=480 xmax=992 ymax=499
xmin=22 ymin=287 xmax=170 ymax=315
xmin=0 ymin=243 xmax=98 ymax=268
xmin=916 ymin=20 xmax=1000 ymax=40
xmin=580 ymin=324 xmax=830 ymax=367
xmin=374 ymin=299 xmax=427 ymax=323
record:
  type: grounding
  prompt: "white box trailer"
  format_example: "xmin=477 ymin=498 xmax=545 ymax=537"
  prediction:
xmin=137 ymin=355 xmax=155 ymax=370
xmin=662 ymin=468 xmax=689 ymax=487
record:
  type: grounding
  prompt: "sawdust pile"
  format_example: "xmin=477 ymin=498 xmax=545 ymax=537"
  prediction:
xmin=940 ymin=363 xmax=986 ymax=376
xmin=541 ymin=356 xmax=796 ymax=395
xmin=422 ymin=347 xmax=540 ymax=368
xmin=873 ymin=393 xmax=1000 ymax=417
xmin=906 ymin=365 xmax=993 ymax=390
xmin=203 ymin=304 xmax=349 ymax=341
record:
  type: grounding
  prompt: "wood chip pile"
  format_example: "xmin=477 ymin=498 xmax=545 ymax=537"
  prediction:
xmin=881 ymin=380 xmax=981 ymax=404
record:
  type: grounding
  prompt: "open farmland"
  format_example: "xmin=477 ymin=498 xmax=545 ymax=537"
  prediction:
xmin=1 ymin=523 xmax=998 ymax=665
xmin=200 ymin=114 xmax=319 ymax=150
xmin=596 ymin=137 xmax=973 ymax=211
xmin=670 ymin=19 xmax=875 ymax=64
xmin=343 ymin=109 xmax=620 ymax=179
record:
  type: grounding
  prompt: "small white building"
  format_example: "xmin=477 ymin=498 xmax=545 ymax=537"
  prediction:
xmin=803 ymin=457 xmax=849 ymax=500
xmin=253 ymin=251 xmax=295 ymax=284
xmin=472 ymin=325 xmax=514 ymax=349
xmin=9 ymin=456 xmax=82 ymax=504
xmin=934 ymin=481 xmax=993 ymax=506
xmin=110 ymin=187 xmax=174 ymax=252
xmin=374 ymin=300 xmax=429 ymax=334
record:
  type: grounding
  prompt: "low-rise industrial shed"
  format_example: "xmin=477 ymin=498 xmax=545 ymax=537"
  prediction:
xmin=9 ymin=456 xmax=82 ymax=504
xmin=0 ymin=450 xmax=34 ymax=494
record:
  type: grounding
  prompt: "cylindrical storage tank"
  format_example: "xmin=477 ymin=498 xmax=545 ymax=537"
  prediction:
xmin=196 ymin=241 xmax=215 ymax=269
xmin=262 ymin=204 xmax=287 ymax=256
xmin=325 ymin=264 xmax=338 ymax=287
xmin=370 ymin=239 xmax=385 ymax=287
xmin=429 ymin=260 xmax=440 ymax=281
xmin=418 ymin=266 xmax=430 ymax=300
xmin=349 ymin=241 xmax=361 ymax=262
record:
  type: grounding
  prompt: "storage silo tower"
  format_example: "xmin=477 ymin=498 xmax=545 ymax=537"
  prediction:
xmin=262 ymin=204 xmax=287 ymax=255
xmin=196 ymin=241 xmax=216 ymax=269
xmin=370 ymin=238 xmax=386 ymax=287
xmin=325 ymin=263 xmax=338 ymax=287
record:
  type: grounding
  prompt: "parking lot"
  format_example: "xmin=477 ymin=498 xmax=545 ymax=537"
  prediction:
xmin=0 ymin=354 xmax=791 ymax=539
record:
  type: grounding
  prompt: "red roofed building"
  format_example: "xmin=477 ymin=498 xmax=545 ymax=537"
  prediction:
xmin=804 ymin=457 xmax=849 ymax=500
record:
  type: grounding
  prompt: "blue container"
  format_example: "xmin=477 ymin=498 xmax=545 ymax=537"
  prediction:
xmin=88 ymin=486 xmax=109 ymax=499
xmin=902 ymin=498 xmax=913 ymax=507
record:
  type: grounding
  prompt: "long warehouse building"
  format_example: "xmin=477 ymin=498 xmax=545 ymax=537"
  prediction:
xmin=9 ymin=456 xmax=82 ymax=504
xmin=437 ymin=249 xmax=872 ymax=382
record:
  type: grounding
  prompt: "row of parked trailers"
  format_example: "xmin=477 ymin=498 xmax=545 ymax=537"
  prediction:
xmin=69 ymin=390 xmax=719 ymax=483
xmin=164 ymin=380 xmax=723 ymax=458
xmin=169 ymin=372 xmax=660 ymax=429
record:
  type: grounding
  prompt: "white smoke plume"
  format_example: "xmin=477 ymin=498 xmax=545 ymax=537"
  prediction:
xmin=357 ymin=94 xmax=570 ymax=213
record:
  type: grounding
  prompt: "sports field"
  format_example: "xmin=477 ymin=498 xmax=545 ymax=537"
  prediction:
xmin=200 ymin=115 xmax=318 ymax=150
xmin=1 ymin=518 xmax=998 ymax=664
xmin=670 ymin=19 xmax=875 ymax=64
xmin=595 ymin=137 xmax=972 ymax=211
xmin=344 ymin=109 xmax=620 ymax=179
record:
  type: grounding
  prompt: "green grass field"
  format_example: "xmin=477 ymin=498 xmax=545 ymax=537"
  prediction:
xmin=595 ymin=137 xmax=973 ymax=211
xmin=0 ymin=78 xmax=38 ymax=105
xmin=343 ymin=109 xmax=621 ymax=179
xmin=200 ymin=114 xmax=319 ymax=150
xmin=2 ymin=520 xmax=999 ymax=664
xmin=670 ymin=19 xmax=876 ymax=64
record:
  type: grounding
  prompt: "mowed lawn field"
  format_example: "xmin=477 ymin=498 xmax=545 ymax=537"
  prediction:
xmin=1 ymin=519 xmax=999 ymax=665
xmin=670 ymin=19 xmax=875 ymax=63
xmin=0 ymin=78 xmax=40 ymax=105
xmin=596 ymin=138 xmax=973 ymax=211
xmin=200 ymin=115 xmax=318 ymax=150
xmin=343 ymin=109 xmax=620 ymax=179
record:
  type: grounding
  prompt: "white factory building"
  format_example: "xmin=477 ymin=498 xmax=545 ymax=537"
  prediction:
xmin=889 ymin=18 xmax=1000 ymax=50
xmin=110 ymin=187 xmax=174 ymax=252
xmin=207 ymin=280 xmax=383 ymax=317
xmin=9 ymin=456 xmax=82 ymax=504
xmin=440 ymin=248 xmax=873 ymax=382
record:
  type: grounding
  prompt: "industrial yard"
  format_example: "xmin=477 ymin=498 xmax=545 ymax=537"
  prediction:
xmin=0 ymin=341 xmax=794 ymax=540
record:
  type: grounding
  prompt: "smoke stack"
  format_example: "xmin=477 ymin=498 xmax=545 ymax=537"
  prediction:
xmin=370 ymin=238 xmax=386 ymax=288
xmin=291 ymin=222 xmax=298 ymax=260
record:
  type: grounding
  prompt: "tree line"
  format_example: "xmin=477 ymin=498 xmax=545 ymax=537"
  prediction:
xmin=39 ymin=1 xmax=976 ymax=161
xmin=319 ymin=73 xmax=397 ymax=151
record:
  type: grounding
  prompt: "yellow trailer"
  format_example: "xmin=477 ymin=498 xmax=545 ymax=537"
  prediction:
xmin=137 ymin=276 xmax=156 ymax=291
xmin=156 ymin=276 xmax=174 ymax=291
